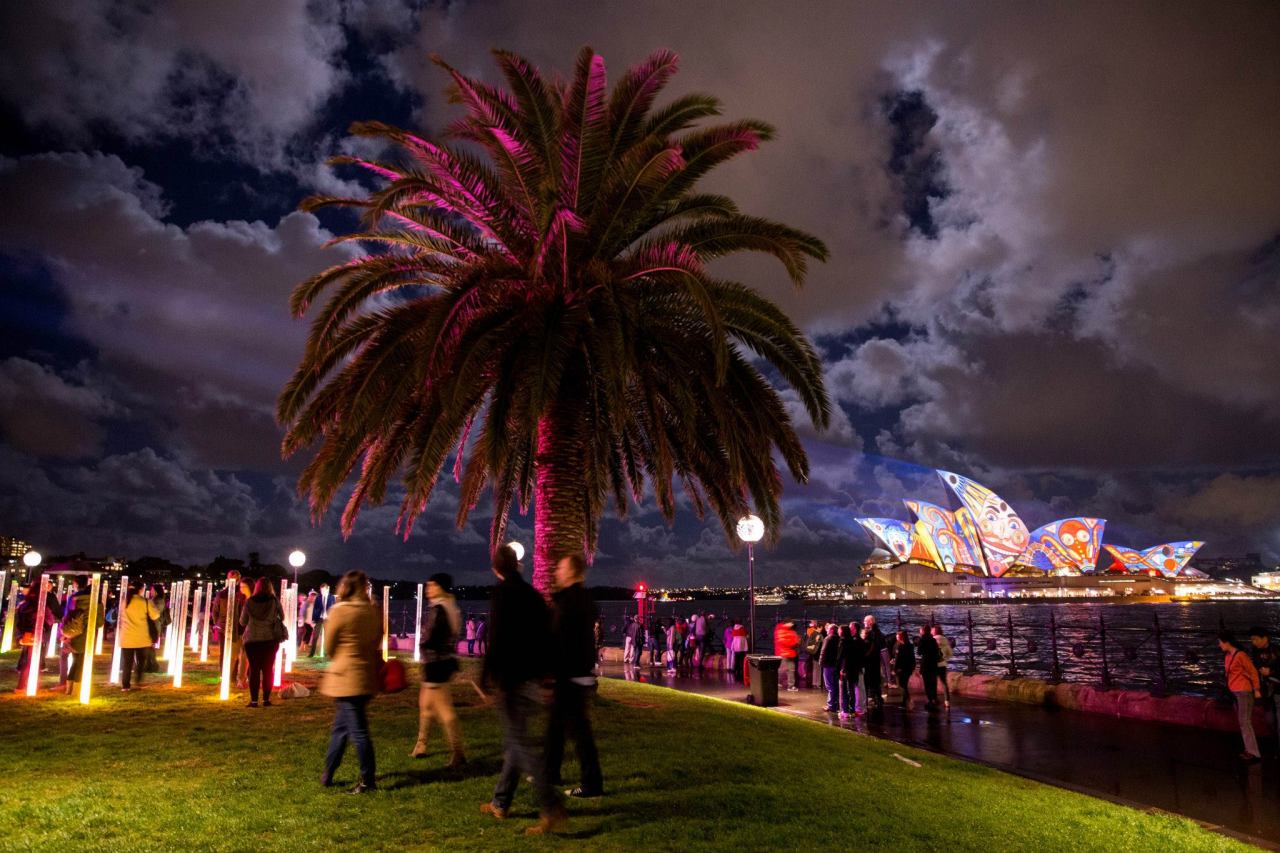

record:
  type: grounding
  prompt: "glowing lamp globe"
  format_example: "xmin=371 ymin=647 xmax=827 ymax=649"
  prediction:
xmin=288 ymin=550 xmax=306 ymax=569
xmin=507 ymin=541 xmax=525 ymax=562
xmin=22 ymin=550 xmax=42 ymax=568
xmin=736 ymin=515 xmax=765 ymax=544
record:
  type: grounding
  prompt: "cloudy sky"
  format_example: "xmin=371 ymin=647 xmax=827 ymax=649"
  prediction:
xmin=2 ymin=1 xmax=1278 ymax=585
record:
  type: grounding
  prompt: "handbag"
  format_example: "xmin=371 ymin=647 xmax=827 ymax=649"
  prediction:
xmin=144 ymin=600 xmax=160 ymax=643
xmin=271 ymin=612 xmax=289 ymax=643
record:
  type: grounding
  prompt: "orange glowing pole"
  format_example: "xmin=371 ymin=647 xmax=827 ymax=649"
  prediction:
xmin=0 ymin=579 xmax=17 ymax=653
xmin=382 ymin=585 xmax=390 ymax=661
xmin=199 ymin=581 xmax=212 ymax=662
xmin=25 ymin=574 xmax=51 ymax=696
xmin=79 ymin=573 xmax=102 ymax=704
xmin=109 ymin=575 xmax=129 ymax=684
xmin=219 ymin=578 xmax=236 ymax=701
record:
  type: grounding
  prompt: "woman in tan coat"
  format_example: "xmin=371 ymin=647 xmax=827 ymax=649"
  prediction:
xmin=320 ymin=570 xmax=382 ymax=793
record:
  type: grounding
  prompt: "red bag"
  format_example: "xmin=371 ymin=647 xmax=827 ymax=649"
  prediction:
xmin=378 ymin=658 xmax=407 ymax=693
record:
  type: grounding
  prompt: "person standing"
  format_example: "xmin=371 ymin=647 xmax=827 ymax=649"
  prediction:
xmin=212 ymin=571 xmax=249 ymax=682
xmin=820 ymin=622 xmax=842 ymax=712
xmin=622 ymin=616 xmax=638 ymax=667
xmin=917 ymin=626 xmax=941 ymax=710
xmin=118 ymin=581 xmax=162 ymax=691
xmin=932 ymin=625 xmax=953 ymax=708
xmin=1248 ymin=627 xmax=1279 ymax=755
xmin=479 ymin=545 xmax=566 ymax=835
xmin=862 ymin=615 xmax=885 ymax=708
xmin=545 ymin=553 xmax=604 ymax=800
xmin=773 ymin=620 xmax=800 ymax=691
xmin=893 ymin=629 xmax=916 ymax=708
xmin=730 ymin=621 xmax=749 ymax=682
xmin=59 ymin=577 xmax=92 ymax=697
xmin=465 ymin=616 xmax=478 ymax=656
xmin=841 ymin=622 xmax=867 ymax=717
xmin=1220 ymin=632 xmax=1263 ymax=762
xmin=320 ymin=570 xmax=382 ymax=792
xmin=665 ymin=619 xmax=677 ymax=673
xmin=412 ymin=573 xmax=465 ymax=767
xmin=240 ymin=577 xmax=286 ymax=708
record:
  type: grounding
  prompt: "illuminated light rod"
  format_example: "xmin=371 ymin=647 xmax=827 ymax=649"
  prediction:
xmin=109 ymin=575 xmax=130 ymax=684
xmin=381 ymin=585 xmax=390 ymax=661
xmin=219 ymin=577 xmax=236 ymax=701
xmin=199 ymin=581 xmax=213 ymax=662
xmin=171 ymin=581 xmax=190 ymax=689
xmin=79 ymin=573 xmax=102 ymax=705
xmin=25 ymin=572 xmax=51 ymax=696
xmin=413 ymin=583 xmax=423 ymax=663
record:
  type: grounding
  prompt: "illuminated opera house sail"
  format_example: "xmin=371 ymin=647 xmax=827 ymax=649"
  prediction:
xmin=856 ymin=471 xmax=1204 ymax=578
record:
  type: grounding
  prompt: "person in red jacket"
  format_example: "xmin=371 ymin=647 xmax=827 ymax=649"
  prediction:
xmin=773 ymin=620 xmax=800 ymax=692
xmin=1219 ymin=632 xmax=1263 ymax=762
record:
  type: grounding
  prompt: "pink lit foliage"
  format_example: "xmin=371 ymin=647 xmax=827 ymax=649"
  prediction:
xmin=279 ymin=47 xmax=832 ymax=593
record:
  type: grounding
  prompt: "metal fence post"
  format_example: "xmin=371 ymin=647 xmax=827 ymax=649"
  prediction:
xmin=1006 ymin=608 xmax=1018 ymax=678
xmin=1152 ymin=611 xmax=1167 ymax=697
xmin=1049 ymin=609 xmax=1062 ymax=683
xmin=1099 ymin=613 xmax=1111 ymax=691
xmin=965 ymin=609 xmax=977 ymax=675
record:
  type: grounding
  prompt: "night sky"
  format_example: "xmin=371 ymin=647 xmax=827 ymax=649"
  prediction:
xmin=1 ymin=1 xmax=1278 ymax=585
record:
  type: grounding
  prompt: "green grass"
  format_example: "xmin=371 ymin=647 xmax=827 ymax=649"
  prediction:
xmin=0 ymin=653 xmax=1254 ymax=852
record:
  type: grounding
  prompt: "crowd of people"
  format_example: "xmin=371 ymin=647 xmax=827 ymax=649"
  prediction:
xmin=315 ymin=545 xmax=602 ymax=836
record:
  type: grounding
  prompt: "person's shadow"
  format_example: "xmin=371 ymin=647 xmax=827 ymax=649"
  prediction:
xmin=379 ymin=757 xmax=502 ymax=790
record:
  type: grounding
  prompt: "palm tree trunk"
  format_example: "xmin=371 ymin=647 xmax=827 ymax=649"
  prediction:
xmin=532 ymin=399 xmax=588 ymax=597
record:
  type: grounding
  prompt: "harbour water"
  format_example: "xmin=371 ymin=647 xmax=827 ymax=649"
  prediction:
xmin=388 ymin=597 xmax=1280 ymax=698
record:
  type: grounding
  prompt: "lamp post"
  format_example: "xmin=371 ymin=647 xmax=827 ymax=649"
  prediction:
xmin=288 ymin=549 xmax=306 ymax=586
xmin=736 ymin=515 xmax=764 ymax=655
xmin=506 ymin=541 xmax=525 ymax=562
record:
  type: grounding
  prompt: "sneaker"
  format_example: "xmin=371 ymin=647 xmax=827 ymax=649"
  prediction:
xmin=479 ymin=803 xmax=508 ymax=820
xmin=565 ymin=787 xmax=603 ymax=799
xmin=838 ymin=712 xmax=850 ymax=720
xmin=247 ymin=701 xmax=258 ymax=708
xmin=787 ymin=686 xmax=799 ymax=692
xmin=349 ymin=780 xmax=376 ymax=794
xmin=262 ymin=700 xmax=272 ymax=707
xmin=319 ymin=774 xmax=333 ymax=788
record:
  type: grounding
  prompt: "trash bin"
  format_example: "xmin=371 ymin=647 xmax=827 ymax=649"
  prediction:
xmin=746 ymin=655 xmax=783 ymax=706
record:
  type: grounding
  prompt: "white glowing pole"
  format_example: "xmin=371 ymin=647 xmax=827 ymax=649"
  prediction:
xmin=0 ymin=579 xmax=17 ymax=653
xmin=25 ymin=573 xmax=51 ymax=696
xmin=413 ymin=583 xmax=423 ymax=663
xmin=109 ymin=575 xmax=129 ymax=684
xmin=317 ymin=584 xmax=329 ymax=658
xmin=188 ymin=585 xmax=203 ymax=652
xmin=78 ymin=573 xmax=102 ymax=704
xmin=219 ymin=578 xmax=236 ymax=701
xmin=94 ymin=578 xmax=108 ymax=654
xmin=273 ymin=580 xmax=286 ymax=689
xmin=172 ymin=581 xmax=189 ymax=689
xmin=199 ymin=581 xmax=213 ymax=662
xmin=46 ymin=576 xmax=66 ymax=658
xmin=382 ymin=585 xmax=390 ymax=661
xmin=283 ymin=581 xmax=296 ymax=673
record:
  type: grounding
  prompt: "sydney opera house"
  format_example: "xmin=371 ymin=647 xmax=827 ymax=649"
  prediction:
xmin=852 ymin=471 xmax=1257 ymax=601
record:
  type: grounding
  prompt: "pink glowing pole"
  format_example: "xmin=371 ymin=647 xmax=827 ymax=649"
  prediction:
xmin=25 ymin=574 xmax=51 ymax=696
xmin=109 ymin=575 xmax=129 ymax=684
xmin=199 ymin=581 xmax=213 ymax=662
xmin=79 ymin=573 xmax=102 ymax=705
xmin=172 ymin=581 xmax=189 ymax=689
xmin=46 ymin=576 xmax=65 ymax=658
xmin=272 ymin=580 xmax=285 ymax=689
xmin=188 ymin=584 xmax=203 ymax=652
xmin=219 ymin=578 xmax=236 ymax=701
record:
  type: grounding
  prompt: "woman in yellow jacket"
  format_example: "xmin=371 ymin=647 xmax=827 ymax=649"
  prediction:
xmin=320 ymin=570 xmax=383 ymax=793
xmin=119 ymin=582 xmax=162 ymax=691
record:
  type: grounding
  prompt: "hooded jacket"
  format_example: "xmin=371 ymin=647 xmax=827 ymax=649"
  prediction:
xmin=239 ymin=593 xmax=285 ymax=644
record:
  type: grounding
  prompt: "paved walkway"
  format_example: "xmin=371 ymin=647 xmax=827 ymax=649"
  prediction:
xmin=602 ymin=661 xmax=1280 ymax=847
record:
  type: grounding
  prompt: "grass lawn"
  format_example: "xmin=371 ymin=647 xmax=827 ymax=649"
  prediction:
xmin=0 ymin=652 xmax=1255 ymax=852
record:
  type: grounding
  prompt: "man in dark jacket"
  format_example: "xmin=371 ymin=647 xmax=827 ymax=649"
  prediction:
xmin=480 ymin=545 xmax=566 ymax=835
xmin=60 ymin=577 xmax=93 ymax=696
xmin=545 ymin=553 xmax=604 ymax=799
xmin=1249 ymin=627 xmax=1279 ymax=754
xmin=917 ymin=626 xmax=941 ymax=709
xmin=862 ymin=615 xmax=886 ymax=708
xmin=819 ymin=623 xmax=842 ymax=712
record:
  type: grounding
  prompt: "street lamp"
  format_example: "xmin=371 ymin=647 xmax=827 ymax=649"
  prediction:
xmin=22 ymin=550 xmax=42 ymax=570
xmin=506 ymin=541 xmax=525 ymax=562
xmin=288 ymin=549 xmax=306 ymax=585
xmin=736 ymin=515 xmax=764 ymax=655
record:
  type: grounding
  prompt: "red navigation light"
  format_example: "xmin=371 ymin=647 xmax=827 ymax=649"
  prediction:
xmin=637 ymin=583 xmax=646 ymax=591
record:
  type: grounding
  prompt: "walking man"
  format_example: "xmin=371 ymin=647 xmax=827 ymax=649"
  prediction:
xmin=545 ymin=553 xmax=605 ymax=800
xmin=862 ymin=615 xmax=885 ymax=708
xmin=480 ymin=545 xmax=567 ymax=834
xmin=932 ymin=625 xmax=953 ymax=708
xmin=917 ymin=625 xmax=941 ymax=710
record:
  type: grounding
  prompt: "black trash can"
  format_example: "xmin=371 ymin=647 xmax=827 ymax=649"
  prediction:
xmin=746 ymin=655 xmax=783 ymax=707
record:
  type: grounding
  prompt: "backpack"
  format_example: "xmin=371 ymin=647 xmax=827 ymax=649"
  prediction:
xmin=378 ymin=658 xmax=407 ymax=693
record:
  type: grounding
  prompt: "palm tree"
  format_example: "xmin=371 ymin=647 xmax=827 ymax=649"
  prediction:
xmin=279 ymin=47 xmax=832 ymax=592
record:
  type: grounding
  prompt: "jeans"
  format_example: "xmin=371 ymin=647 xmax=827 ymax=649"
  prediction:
xmin=897 ymin=671 xmax=911 ymax=706
xmin=863 ymin=662 xmax=882 ymax=706
xmin=545 ymin=681 xmax=603 ymax=794
xmin=492 ymin=681 xmax=559 ymax=813
xmin=841 ymin=672 xmax=865 ymax=713
xmin=121 ymin=647 xmax=148 ymax=689
xmin=1234 ymin=691 xmax=1260 ymax=757
xmin=823 ymin=666 xmax=840 ymax=710
xmin=245 ymin=640 xmax=278 ymax=703
xmin=66 ymin=640 xmax=88 ymax=683
xmin=921 ymin=665 xmax=939 ymax=706
xmin=325 ymin=695 xmax=376 ymax=784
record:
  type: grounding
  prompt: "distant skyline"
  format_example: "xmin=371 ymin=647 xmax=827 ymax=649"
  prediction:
xmin=1 ymin=2 xmax=1278 ymax=585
